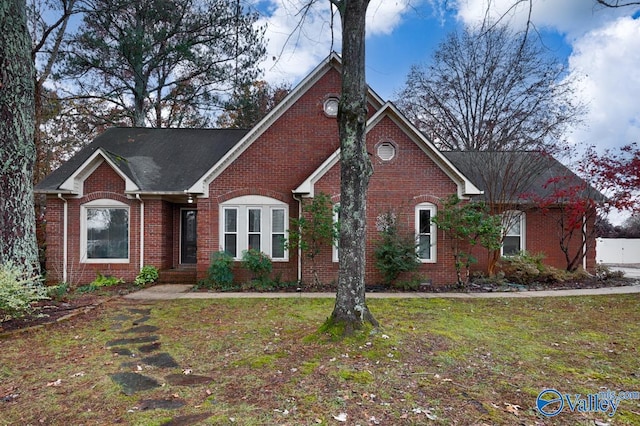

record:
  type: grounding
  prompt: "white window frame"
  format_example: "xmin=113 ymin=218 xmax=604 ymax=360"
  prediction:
xmin=220 ymin=196 xmax=289 ymax=261
xmin=332 ymin=203 xmax=340 ymax=263
xmin=416 ymin=203 xmax=437 ymax=263
xmin=222 ymin=207 xmax=239 ymax=258
xmin=501 ymin=211 xmax=526 ymax=256
xmin=80 ymin=199 xmax=130 ymax=263
xmin=270 ymin=207 xmax=287 ymax=260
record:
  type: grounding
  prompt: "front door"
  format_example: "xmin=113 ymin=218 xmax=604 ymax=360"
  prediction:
xmin=181 ymin=209 xmax=197 ymax=264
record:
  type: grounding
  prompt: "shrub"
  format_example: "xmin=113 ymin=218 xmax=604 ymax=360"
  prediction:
xmin=77 ymin=273 xmax=124 ymax=293
xmin=0 ymin=263 xmax=49 ymax=322
xmin=373 ymin=213 xmax=420 ymax=285
xmin=499 ymin=252 xmax=545 ymax=284
xmin=135 ymin=265 xmax=159 ymax=286
xmin=241 ymin=249 xmax=272 ymax=282
xmin=47 ymin=282 xmax=69 ymax=300
xmin=205 ymin=251 xmax=237 ymax=291
xmin=392 ymin=274 xmax=426 ymax=291
xmin=498 ymin=252 xmax=591 ymax=285
xmin=596 ymin=264 xmax=625 ymax=280
xmin=91 ymin=273 xmax=124 ymax=287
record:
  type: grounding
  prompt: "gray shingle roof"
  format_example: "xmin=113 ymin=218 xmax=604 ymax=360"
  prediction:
xmin=442 ymin=151 xmax=603 ymax=203
xmin=35 ymin=127 xmax=249 ymax=193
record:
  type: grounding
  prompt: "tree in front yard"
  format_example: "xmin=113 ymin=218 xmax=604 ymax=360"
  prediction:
xmin=326 ymin=0 xmax=379 ymax=334
xmin=287 ymin=193 xmax=338 ymax=288
xmin=0 ymin=0 xmax=39 ymax=273
xmin=432 ymin=196 xmax=502 ymax=286
xmin=396 ymin=23 xmax=583 ymax=275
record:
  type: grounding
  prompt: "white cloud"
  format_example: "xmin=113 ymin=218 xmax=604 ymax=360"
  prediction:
xmin=367 ymin=0 xmax=415 ymax=36
xmin=566 ymin=16 xmax=640 ymax=151
xmin=453 ymin=0 xmax=640 ymax=153
xmin=256 ymin=0 xmax=337 ymax=83
xmin=453 ymin=0 xmax=631 ymax=38
xmin=256 ymin=0 xmax=417 ymax=84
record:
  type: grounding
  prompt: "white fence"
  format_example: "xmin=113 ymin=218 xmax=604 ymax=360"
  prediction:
xmin=596 ymin=238 xmax=640 ymax=264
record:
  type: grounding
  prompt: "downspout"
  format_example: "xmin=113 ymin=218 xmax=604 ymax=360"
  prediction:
xmin=582 ymin=214 xmax=587 ymax=271
xmin=57 ymin=194 xmax=68 ymax=283
xmin=292 ymin=193 xmax=303 ymax=284
xmin=136 ymin=194 xmax=144 ymax=271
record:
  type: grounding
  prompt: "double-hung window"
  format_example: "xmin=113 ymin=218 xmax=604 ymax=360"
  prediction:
xmin=502 ymin=211 xmax=525 ymax=256
xmin=271 ymin=208 xmax=286 ymax=259
xmin=416 ymin=203 xmax=437 ymax=262
xmin=81 ymin=199 xmax=129 ymax=263
xmin=248 ymin=208 xmax=261 ymax=250
xmin=221 ymin=196 xmax=288 ymax=260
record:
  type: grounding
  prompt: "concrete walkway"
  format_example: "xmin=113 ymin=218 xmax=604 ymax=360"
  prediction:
xmin=124 ymin=282 xmax=640 ymax=301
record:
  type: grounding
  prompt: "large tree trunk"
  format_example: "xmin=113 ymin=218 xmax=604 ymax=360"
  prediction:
xmin=0 ymin=0 xmax=39 ymax=272
xmin=328 ymin=0 xmax=378 ymax=334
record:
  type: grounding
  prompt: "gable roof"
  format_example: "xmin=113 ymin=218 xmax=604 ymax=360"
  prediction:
xmin=186 ymin=52 xmax=386 ymax=195
xmin=293 ymin=102 xmax=483 ymax=198
xmin=35 ymin=127 xmax=249 ymax=195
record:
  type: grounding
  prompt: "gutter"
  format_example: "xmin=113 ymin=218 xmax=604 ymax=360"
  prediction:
xmin=136 ymin=194 xmax=144 ymax=271
xmin=57 ymin=194 xmax=68 ymax=283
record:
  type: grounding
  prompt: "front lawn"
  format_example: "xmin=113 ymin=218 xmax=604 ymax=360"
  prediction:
xmin=1 ymin=295 xmax=638 ymax=425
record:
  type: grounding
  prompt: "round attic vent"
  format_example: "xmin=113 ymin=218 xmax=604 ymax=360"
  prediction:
xmin=377 ymin=142 xmax=396 ymax=161
xmin=323 ymin=98 xmax=339 ymax=117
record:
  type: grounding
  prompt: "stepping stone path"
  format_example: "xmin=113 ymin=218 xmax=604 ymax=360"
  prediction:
xmin=106 ymin=306 xmax=215 ymax=425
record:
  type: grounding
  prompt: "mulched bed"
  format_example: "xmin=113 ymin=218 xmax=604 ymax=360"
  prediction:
xmin=2 ymin=277 xmax=636 ymax=335
xmin=0 ymin=284 xmax=138 ymax=335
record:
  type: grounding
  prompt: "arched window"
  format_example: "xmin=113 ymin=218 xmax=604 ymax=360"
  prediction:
xmin=220 ymin=196 xmax=288 ymax=261
xmin=81 ymin=199 xmax=129 ymax=263
xmin=415 ymin=203 xmax=437 ymax=262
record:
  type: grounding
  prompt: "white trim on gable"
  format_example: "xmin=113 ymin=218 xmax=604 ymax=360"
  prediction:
xmin=293 ymin=102 xmax=483 ymax=198
xmin=59 ymin=149 xmax=139 ymax=196
xmin=367 ymin=103 xmax=482 ymax=198
xmin=293 ymin=149 xmax=341 ymax=197
xmin=188 ymin=53 xmax=385 ymax=196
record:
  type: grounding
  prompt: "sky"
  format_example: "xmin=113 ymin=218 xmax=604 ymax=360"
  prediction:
xmin=251 ymin=0 xmax=640 ymax=224
xmin=252 ymin=0 xmax=640 ymax=153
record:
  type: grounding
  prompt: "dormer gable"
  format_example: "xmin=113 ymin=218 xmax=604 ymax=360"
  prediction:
xmin=58 ymin=148 xmax=139 ymax=196
xmin=294 ymin=102 xmax=483 ymax=198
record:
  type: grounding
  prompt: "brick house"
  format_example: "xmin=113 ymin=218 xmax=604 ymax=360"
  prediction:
xmin=35 ymin=54 xmax=596 ymax=286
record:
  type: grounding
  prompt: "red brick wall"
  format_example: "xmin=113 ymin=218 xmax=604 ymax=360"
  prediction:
xmin=144 ymin=199 xmax=174 ymax=270
xmin=201 ymin=68 xmax=347 ymax=282
xmin=44 ymin=161 xmax=141 ymax=285
xmin=310 ymin=115 xmax=461 ymax=286
xmin=471 ymin=207 xmax=597 ymax=274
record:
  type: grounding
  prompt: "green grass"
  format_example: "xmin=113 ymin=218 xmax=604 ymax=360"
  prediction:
xmin=1 ymin=295 xmax=639 ymax=425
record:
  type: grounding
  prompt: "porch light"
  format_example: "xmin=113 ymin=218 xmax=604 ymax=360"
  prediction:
xmin=187 ymin=194 xmax=194 ymax=204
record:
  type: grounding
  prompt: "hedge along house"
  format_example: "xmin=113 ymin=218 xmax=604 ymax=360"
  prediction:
xmin=35 ymin=54 xmax=597 ymax=286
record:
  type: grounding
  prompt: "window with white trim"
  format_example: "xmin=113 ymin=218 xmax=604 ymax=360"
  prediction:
xmin=221 ymin=196 xmax=288 ymax=260
xmin=416 ymin=203 xmax=437 ymax=262
xmin=502 ymin=211 xmax=525 ymax=256
xmin=223 ymin=207 xmax=238 ymax=257
xmin=81 ymin=199 xmax=129 ymax=263
xmin=332 ymin=203 xmax=340 ymax=262
xmin=271 ymin=208 xmax=286 ymax=259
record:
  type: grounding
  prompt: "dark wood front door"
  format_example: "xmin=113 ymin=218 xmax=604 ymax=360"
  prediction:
xmin=181 ymin=209 xmax=197 ymax=264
